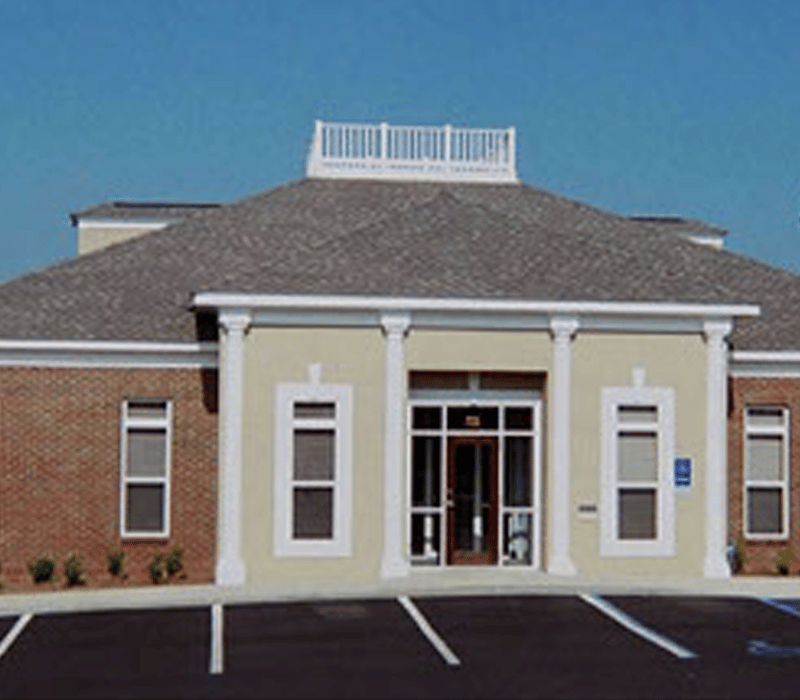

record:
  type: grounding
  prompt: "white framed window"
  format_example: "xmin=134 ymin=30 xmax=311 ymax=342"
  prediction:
xmin=600 ymin=386 xmax=675 ymax=557
xmin=744 ymin=407 xmax=790 ymax=539
xmin=120 ymin=399 xmax=171 ymax=538
xmin=274 ymin=382 xmax=353 ymax=557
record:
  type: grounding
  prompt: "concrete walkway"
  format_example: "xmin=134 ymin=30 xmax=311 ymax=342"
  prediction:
xmin=0 ymin=571 xmax=799 ymax=616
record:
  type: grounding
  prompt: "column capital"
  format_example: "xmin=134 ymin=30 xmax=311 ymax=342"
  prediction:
xmin=381 ymin=312 xmax=411 ymax=338
xmin=219 ymin=309 xmax=252 ymax=334
xmin=550 ymin=316 xmax=580 ymax=340
xmin=703 ymin=318 xmax=732 ymax=342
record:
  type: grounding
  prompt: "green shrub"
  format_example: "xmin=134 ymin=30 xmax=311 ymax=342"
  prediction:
xmin=147 ymin=552 xmax=167 ymax=584
xmin=147 ymin=546 xmax=186 ymax=584
xmin=106 ymin=547 xmax=125 ymax=577
xmin=165 ymin=546 xmax=184 ymax=578
xmin=28 ymin=553 xmax=56 ymax=583
xmin=776 ymin=548 xmax=793 ymax=575
xmin=64 ymin=553 xmax=85 ymax=587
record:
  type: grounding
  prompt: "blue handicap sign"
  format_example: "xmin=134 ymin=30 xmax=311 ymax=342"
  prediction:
xmin=674 ymin=458 xmax=691 ymax=487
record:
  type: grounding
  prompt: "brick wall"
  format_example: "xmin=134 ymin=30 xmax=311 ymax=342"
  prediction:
xmin=728 ymin=376 xmax=800 ymax=575
xmin=0 ymin=367 xmax=218 ymax=589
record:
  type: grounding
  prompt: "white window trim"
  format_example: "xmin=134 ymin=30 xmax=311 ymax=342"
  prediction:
xmin=119 ymin=399 xmax=172 ymax=539
xmin=744 ymin=406 xmax=790 ymax=540
xmin=600 ymin=386 xmax=675 ymax=557
xmin=274 ymin=382 xmax=353 ymax=557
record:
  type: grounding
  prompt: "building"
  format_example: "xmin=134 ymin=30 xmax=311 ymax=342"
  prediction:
xmin=1 ymin=120 xmax=799 ymax=589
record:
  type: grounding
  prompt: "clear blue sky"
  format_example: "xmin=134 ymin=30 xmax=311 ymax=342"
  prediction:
xmin=2 ymin=0 xmax=800 ymax=282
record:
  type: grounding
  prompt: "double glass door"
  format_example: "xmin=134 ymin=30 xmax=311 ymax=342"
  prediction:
xmin=409 ymin=401 xmax=540 ymax=568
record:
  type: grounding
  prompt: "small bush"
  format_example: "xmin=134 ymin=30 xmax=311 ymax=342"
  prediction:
xmin=147 ymin=552 xmax=167 ymax=584
xmin=776 ymin=548 xmax=793 ymax=576
xmin=64 ymin=553 xmax=85 ymax=587
xmin=165 ymin=546 xmax=184 ymax=578
xmin=28 ymin=553 xmax=56 ymax=583
xmin=728 ymin=537 xmax=745 ymax=574
xmin=106 ymin=547 xmax=125 ymax=577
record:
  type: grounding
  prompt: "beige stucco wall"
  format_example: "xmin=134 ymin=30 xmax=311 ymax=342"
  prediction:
xmin=240 ymin=327 xmax=385 ymax=584
xmin=570 ymin=332 xmax=708 ymax=578
xmin=237 ymin=323 xmax=709 ymax=586
xmin=407 ymin=328 xmax=552 ymax=373
xmin=78 ymin=224 xmax=163 ymax=255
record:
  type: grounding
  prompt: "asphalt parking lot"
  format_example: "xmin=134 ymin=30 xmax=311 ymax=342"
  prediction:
xmin=2 ymin=594 xmax=800 ymax=698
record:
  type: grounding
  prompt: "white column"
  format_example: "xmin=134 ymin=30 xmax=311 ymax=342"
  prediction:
xmin=216 ymin=309 xmax=251 ymax=586
xmin=548 ymin=316 xmax=579 ymax=576
xmin=380 ymin=312 xmax=411 ymax=579
xmin=703 ymin=319 xmax=732 ymax=578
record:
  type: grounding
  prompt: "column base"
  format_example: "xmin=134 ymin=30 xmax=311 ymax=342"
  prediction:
xmin=704 ymin=556 xmax=730 ymax=579
xmin=216 ymin=556 xmax=246 ymax=586
xmin=547 ymin=554 xmax=577 ymax=576
xmin=380 ymin=556 xmax=410 ymax=580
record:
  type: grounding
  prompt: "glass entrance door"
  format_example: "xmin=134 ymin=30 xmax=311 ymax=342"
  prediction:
xmin=447 ymin=437 xmax=498 ymax=565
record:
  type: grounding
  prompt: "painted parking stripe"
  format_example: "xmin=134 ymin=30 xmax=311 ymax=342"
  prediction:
xmin=0 ymin=613 xmax=32 ymax=662
xmin=209 ymin=603 xmax=223 ymax=675
xmin=760 ymin=597 xmax=800 ymax=621
xmin=579 ymin=594 xmax=697 ymax=659
xmin=397 ymin=596 xmax=461 ymax=667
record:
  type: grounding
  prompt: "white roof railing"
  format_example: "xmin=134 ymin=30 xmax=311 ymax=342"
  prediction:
xmin=306 ymin=120 xmax=518 ymax=183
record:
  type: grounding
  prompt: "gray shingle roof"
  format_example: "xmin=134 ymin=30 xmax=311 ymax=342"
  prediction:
xmin=628 ymin=216 xmax=728 ymax=238
xmin=1 ymin=178 xmax=798 ymax=349
xmin=69 ymin=201 xmax=220 ymax=225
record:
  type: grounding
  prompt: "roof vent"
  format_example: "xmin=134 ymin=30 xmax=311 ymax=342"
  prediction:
xmin=306 ymin=120 xmax=518 ymax=183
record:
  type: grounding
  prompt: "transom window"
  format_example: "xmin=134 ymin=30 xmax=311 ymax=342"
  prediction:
xmin=274 ymin=383 xmax=352 ymax=557
xmin=744 ymin=407 xmax=790 ymax=539
xmin=120 ymin=399 xmax=171 ymax=538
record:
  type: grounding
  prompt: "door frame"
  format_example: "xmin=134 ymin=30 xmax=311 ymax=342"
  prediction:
xmin=446 ymin=436 xmax=499 ymax=565
xmin=407 ymin=396 xmax=543 ymax=569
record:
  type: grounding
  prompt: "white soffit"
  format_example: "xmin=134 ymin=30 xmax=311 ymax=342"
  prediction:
xmin=0 ymin=340 xmax=218 ymax=368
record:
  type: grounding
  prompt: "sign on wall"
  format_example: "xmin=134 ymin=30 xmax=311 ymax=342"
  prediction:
xmin=674 ymin=458 xmax=691 ymax=488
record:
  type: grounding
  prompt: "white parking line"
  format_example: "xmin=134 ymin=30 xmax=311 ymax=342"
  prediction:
xmin=397 ymin=596 xmax=461 ymax=667
xmin=579 ymin=594 xmax=697 ymax=659
xmin=761 ymin=597 xmax=800 ymax=621
xmin=209 ymin=603 xmax=224 ymax=675
xmin=0 ymin=613 xmax=33 ymax=662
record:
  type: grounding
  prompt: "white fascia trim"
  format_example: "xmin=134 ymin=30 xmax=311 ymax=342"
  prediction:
xmin=193 ymin=292 xmax=760 ymax=319
xmin=77 ymin=219 xmax=173 ymax=230
xmin=0 ymin=340 xmax=218 ymax=368
xmin=730 ymin=351 xmax=800 ymax=378
xmin=732 ymin=351 xmax=800 ymax=363
xmin=687 ymin=235 xmax=724 ymax=249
